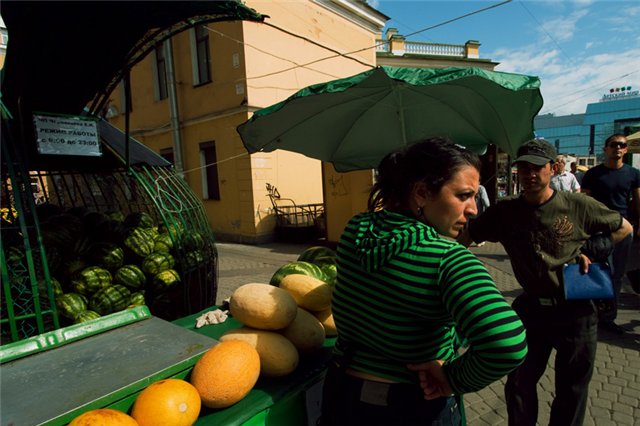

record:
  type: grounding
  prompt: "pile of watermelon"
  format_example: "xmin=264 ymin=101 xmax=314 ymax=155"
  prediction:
xmin=270 ymin=245 xmax=337 ymax=289
xmin=33 ymin=206 xmax=203 ymax=325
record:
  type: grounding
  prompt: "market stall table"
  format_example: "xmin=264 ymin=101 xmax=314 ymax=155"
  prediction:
xmin=172 ymin=307 xmax=336 ymax=426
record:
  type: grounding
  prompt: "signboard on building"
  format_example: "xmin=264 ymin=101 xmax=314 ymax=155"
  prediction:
xmin=33 ymin=114 xmax=102 ymax=156
xmin=600 ymin=86 xmax=639 ymax=102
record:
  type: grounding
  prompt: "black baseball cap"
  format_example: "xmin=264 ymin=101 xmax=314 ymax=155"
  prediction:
xmin=512 ymin=138 xmax=558 ymax=166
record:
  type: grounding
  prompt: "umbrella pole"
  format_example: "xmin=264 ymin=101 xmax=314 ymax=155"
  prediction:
xmin=394 ymin=83 xmax=408 ymax=145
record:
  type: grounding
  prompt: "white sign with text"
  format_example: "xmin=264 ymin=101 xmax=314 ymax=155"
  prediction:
xmin=34 ymin=114 xmax=102 ymax=156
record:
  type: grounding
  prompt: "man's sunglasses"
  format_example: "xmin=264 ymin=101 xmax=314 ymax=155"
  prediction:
xmin=608 ymin=142 xmax=628 ymax=149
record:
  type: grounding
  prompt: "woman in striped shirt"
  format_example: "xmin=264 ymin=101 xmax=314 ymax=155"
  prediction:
xmin=320 ymin=138 xmax=527 ymax=426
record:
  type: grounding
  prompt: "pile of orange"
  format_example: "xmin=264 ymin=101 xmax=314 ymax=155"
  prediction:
xmin=68 ymin=341 xmax=262 ymax=425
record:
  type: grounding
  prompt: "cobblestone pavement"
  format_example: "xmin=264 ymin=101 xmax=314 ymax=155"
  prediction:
xmin=215 ymin=241 xmax=640 ymax=425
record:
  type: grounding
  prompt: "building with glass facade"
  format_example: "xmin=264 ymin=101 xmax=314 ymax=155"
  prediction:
xmin=534 ymin=89 xmax=640 ymax=160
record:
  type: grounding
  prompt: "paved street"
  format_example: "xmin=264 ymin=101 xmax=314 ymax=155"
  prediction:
xmin=215 ymin=240 xmax=639 ymax=425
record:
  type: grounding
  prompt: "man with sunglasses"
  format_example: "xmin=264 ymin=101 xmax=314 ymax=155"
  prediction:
xmin=459 ymin=138 xmax=633 ymax=426
xmin=581 ymin=134 xmax=640 ymax=334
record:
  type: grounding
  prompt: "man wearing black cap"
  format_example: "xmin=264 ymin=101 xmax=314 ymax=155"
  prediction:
xmin=459 ymin=138 xmax=632 ymax=426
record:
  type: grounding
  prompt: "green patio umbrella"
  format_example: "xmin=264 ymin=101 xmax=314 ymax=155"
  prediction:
xmin=237 ymin=66 xmax=543 ymax=172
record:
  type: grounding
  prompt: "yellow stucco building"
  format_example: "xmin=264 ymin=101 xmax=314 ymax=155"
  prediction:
xmin=108 ymin=1 xmax=496 ymax=245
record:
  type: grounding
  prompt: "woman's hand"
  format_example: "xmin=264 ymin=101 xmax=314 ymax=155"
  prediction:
xmin=406 ymin=360 xmax=453 ymax=400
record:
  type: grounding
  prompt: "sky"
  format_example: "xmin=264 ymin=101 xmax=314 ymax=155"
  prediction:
xmin=368 ymin=0 xmax=640 ymax=116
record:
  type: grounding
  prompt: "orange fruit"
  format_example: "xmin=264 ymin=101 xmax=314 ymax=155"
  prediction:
xmin=69 ymin=408 xmax=138 ymax=426
xmin=190 ymin=340 xmax=261 ymax=409
xmin=131 ymin=378 xmax=201 ymax=426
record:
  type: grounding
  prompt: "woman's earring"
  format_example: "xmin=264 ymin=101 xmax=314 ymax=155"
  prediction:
xmin=417 ymin=206 xmax=423 ymax=218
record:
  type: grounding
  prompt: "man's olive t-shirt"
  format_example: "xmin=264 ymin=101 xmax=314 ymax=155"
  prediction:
xmin=469 ymin=191 xmax=622 ymax=298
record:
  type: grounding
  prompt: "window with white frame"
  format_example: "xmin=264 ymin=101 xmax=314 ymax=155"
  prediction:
xmin=190 ymin=25 xmax=212 ymax=86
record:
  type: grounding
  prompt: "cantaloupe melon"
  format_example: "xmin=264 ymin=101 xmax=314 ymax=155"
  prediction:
xmin=280 ymin=308 xmax=326 ymax=353
xmin=280 ymin=274 xmax=332 ymax=311
xmin=69 ymin=409 xmax=139 ymax=426
xmin=229 ymin=283 xmax=297 ymax=330
xmin=314 ymin=308 xmax=337 ymax=337
xmin=190 ymin=340 xmax=260 ymax=409
xmin=220 ymin=327 xmax=299 ymax=377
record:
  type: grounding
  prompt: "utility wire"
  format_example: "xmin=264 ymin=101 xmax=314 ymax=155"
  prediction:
xmin=248 ymin=0 xmax=513 ymax=80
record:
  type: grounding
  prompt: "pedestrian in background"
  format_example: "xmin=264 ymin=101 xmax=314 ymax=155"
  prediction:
xmin=581 ymin=133 xmax=640 ymax=334
xmin=550 ymin=155 xmax=580 ymax=192
xmin=570 ymin=162 xmax=586 ymax=185
xmin=459 ymin=138 xmax=632 ymax=426
xmin=321 ymin=137 xmax=527 ymax=426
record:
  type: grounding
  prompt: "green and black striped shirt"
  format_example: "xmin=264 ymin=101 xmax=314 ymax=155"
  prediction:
xmin=332 ymin=210 xmax=527 ymax=394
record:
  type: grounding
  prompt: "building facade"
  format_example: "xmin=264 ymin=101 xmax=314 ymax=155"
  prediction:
xmin=108 ymin=1 xmax=500 ymax=244
xmin=535 ymin=88 xmax=640 ymax=160
xmin=108 ymin=0 xmax=387 ymax=243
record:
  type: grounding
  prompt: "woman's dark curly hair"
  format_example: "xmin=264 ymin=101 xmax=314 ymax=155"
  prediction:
xmin=367 ymin=137 xmax=481 ymax=212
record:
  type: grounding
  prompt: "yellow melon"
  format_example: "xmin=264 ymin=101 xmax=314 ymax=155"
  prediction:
xmin=190 ymin=340 xmax=260 ymax=409
xmin=131 ymin=378 xmax=200 ymax=426
xmin=280 ymin=308 xmax=326 ymax=353
xmin=314 ymin=308 xmax=337 ymax=337
xmin=229 ymin=283 xmax=297 ymax=330
xmin=280 ymin=274 xmax=332 ymax=311
xmin=220 ymin=327 xmax=299 ymax=377
xmin=69 ymin=408 xmax=139 ymax=426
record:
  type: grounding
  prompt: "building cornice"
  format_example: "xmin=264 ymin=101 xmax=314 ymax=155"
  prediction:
xmin=312 ymin=0 xmax=389 ymax=33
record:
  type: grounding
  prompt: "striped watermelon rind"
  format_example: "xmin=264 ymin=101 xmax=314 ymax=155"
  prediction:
xmin=86 ymin=242 xmax=124 ymax=271
xmin=297 ymin=246 xmax=337 ymax=264
xmin=124 ymin=227 xmax=155 ymax=258
xmin=89 ymin=284 xmax=132 ymax=315
xmin=320 ymin=263 xmax=337 ymax=288
xmin=56 ymin=293 xmax=88 ymax=319
xmin=128 ymin=292 xmax=146 ymax=307
xmin=142 ymin=252 xmax=176 ymax=276
xmin=73 ymin=266 xmax=112 ymax=294
xmin=114 ymin=264 xmax=147 ymax=290
xmin=152 ymin=269 xmax=181 ymax=292
xmin=74 ymin=310 xmax=102 ymax=324
xmin=269 ymin=261 xmax=328 ymax=286
xmin=153 ymin=233 xmax=174 ymax=253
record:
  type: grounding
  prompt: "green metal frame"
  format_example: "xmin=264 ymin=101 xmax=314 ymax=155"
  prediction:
xmin=1 ymin=140 xmax=60 ymax=343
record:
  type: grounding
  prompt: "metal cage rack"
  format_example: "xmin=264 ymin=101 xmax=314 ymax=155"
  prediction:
xmin=1 ymin=142 xmax=218 ymax=344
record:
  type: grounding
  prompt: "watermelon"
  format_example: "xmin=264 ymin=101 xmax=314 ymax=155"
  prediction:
xmin=297 ymin=246 xmax=337 ymax=264
xmin=86 ymin=242 xmax=125 ymax=271
xmin=320 ymin=263 xmax=337 ymax=288
xmin=269 ymin=261 xmax=327 ymax=286
xmin=153 ymin=233 xmax=174 ymax=253
xmin=158 ymin=221 xmax=185 ymax=240
xmin=74 ymin=310 xmax=101 ymax=324
xmin=114 ymin=264 xmax=146 ymax=290
xmin=142 ymin=252 xmax=175 ymax=276
xmin=128 ymin=292 xmax=146 ymax=307
xmin=90 ymin=284 xmax=132 ymax=315
xmin=56 ymin=293 xmax=88 ymax=319
xmin=72 ymin=266 xmax=112 ymax=295
xmin=184 ymin=250 xmax=205 ymax=269
xmin=183 ymin=231 xmax=205 ymax=251
xmin=123 ymin=227 xmax=155 ymax=258
xmin=50 ymin=277 xmax=64 ymax=296
xmin=313 ymin=255 xmax=337 ymax=267
xmin=152 ymin=269 xmax=181 ymax=292
xmin=124 ymin=211 xmax=156 ymax=229
xmin=107 ymin=210 xmax=126 ymax=222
